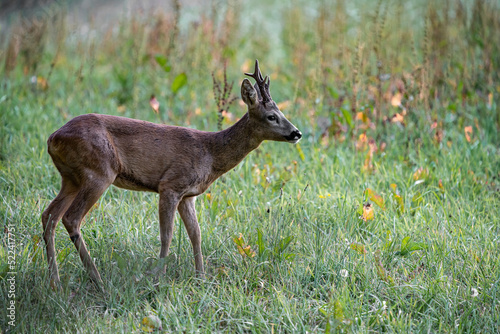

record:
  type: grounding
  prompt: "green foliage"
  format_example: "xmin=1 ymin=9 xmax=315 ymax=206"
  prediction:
xmin=396 ymin=236 xmax=428 ymax=257
xmin=256 ymin=228 xmax=295 ymax=262
xmin=154 ymin=55 xmax=171 ymax=73
xmin=171 ymin=73 xmax=187 ymax=94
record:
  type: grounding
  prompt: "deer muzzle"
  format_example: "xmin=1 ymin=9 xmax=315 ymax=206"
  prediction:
xmin=285 ymin=130 xmax=302 ymax=143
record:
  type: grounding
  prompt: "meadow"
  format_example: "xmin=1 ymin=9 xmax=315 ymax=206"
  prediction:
xmin=0 ymin=0 xmax=499 ymax=332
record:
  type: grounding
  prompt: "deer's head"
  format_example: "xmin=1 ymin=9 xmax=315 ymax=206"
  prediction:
xmin=241 ymin=60 xmax=302 ymax=144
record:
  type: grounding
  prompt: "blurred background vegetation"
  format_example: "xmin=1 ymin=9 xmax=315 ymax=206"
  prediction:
xmin=1 ymin=0 xmax=498 ymax=135
xmin=0 ymin=0 xmax=499 ymax=332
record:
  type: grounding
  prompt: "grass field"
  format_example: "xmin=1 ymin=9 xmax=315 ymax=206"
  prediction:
xmin=1 ymin=0 xmax=499 ymax=332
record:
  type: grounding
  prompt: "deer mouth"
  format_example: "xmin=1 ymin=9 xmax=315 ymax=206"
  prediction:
xmin=285 ymin=130 xmax=302 ymax=143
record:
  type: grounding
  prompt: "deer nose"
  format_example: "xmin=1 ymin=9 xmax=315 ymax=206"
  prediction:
xmin=291 ymin=130 xmax=302 ymax=140
xmin=286 ymin=130 xmax=302 ymax=142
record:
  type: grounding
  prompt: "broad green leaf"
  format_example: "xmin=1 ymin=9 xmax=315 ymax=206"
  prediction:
xmin=341 ymin=107 xmax=353 ymax=128
xmin=154 ymin=55 xmax=171 ymax=72
xmin=278 ymin=236 xmax=293 ymax=252
xmin=400 ymin=236 xmax=411 ymax=254
xmin=327 ymin=86 xmax=339 ymax=99
xmin=396 ymin=236 xmax=428 ymax=256
xmin=171 ymin=73 xmax=187 ymax=93
xmin=408 ymin=242 xmax=428 ymax=252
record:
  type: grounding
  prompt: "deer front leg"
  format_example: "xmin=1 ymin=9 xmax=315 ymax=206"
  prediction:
xmin=158 ymin=189 xmax=181 ymax=274
xmin=178 ymin=196 xmax=205 ymax=278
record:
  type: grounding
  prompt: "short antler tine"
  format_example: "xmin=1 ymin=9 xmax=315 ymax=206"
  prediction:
xmin=256 ymin=60 xmax=264 ymax=82
xmin=244 ymin=59 xmax=264 ymax=83
xmin=262 ymin=76 xmax=268 ymax=88
xmin=265 ymin=76 xmax=272 ymax=98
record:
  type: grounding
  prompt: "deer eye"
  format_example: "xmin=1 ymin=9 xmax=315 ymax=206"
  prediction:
xmin=267 ymin=115 xmax=277 ymax=122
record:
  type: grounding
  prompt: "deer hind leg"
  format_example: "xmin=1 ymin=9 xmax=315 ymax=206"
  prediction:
xmin=178 ymin=196 xmax=205 ymax=277
xmin=158 ymin=189 xmax=182 ymax=274
xmin=61 ymin=173 xmax=114 ymax=284
xmin=42 ymin=179 xmax=78 ymax=288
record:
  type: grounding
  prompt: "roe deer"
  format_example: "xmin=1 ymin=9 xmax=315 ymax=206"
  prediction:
xmin=42 ymin=60 xmax=302 ymax=287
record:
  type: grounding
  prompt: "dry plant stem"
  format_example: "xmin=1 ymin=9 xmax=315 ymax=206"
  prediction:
xmin=351 ymin=36 xmax=362 ymax=137
xmin=212 ymin=63 xmax=237 ymax=131
xmin=376 ymin=60 xmax=382 ymax=126
xmin=168 ymin=0 xmax=181 ymax=56
xmin=373 ymin=0 xmax=387 ymax=125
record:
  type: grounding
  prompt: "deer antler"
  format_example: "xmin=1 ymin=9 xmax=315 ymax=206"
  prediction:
xmin=244 ymin=59 xmax=272 ymax=103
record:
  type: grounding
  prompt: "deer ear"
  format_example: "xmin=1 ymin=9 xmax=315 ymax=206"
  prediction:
xmin=241 ymin=78 xmax=258 ymax=106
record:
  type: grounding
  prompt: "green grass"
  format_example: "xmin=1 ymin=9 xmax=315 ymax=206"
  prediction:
xmin=1 ymin=0 xmax=500 ymax=332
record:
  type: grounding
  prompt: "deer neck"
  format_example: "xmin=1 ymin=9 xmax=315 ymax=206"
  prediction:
xmin=209 ymin=113 xmax=261 ymax=175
